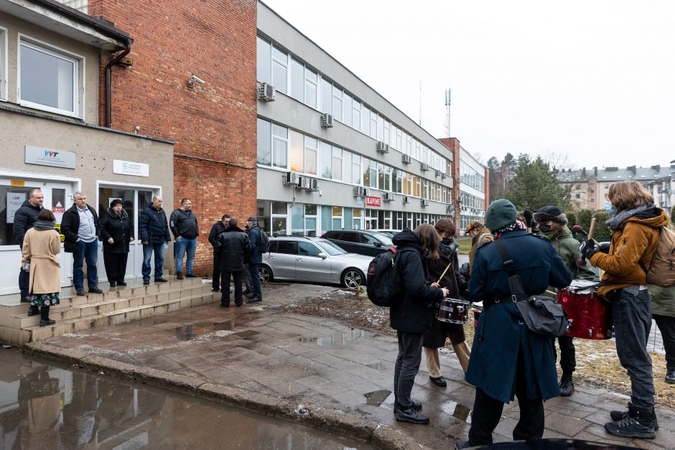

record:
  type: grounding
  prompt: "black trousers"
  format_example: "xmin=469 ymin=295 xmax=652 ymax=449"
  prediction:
xmin=554 ymin=334 xmax=576 ymax=375
xmin=654 ymin=314 xmax=675 ymax=370
xmin=103 ymin=252 xmax=129 ymax=283
xmin=212 ymin=251 xmax=222 ymax=290
xmin=468 ymin=352 xmax=544 ymax=445
xmin=221 ymin=270 xmax=243 ymax=306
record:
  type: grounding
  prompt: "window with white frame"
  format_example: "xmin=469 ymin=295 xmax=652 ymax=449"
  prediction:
xmin=342 ymin=151 xmax=352 ymax=184
xmin=289 ymin=130 xmax=304 ymax=172
xmin=319 ymin=141 xmax=332 ymax=179
xmin=257 ymin=37 xmax=271 ymax=83
xmin=331 ymin=146 xmax=342 ymax=181
xmin=343 ymin=92 xmax=352 ymax=126
xmin=19 ymin=37 xmax=81 ymax=117
xmin=272 ymin=123 xmax=288 ymax=168
xmin=272 ymin=46 xmax=288 ymax=94
xmin=352 ymin=98 xmax=361 ymax=131
xmin=352 ymin=154 xmax=362 ymax=185
xmin=304 ymin=136 xmax=318 ymax=175
xmin=0 ymin=28 xmax=6 ymax=100
xmin=304 ymin=67 xmax=318 ymax=109
xmin=332 ymin=85 xmax=343 ymax=121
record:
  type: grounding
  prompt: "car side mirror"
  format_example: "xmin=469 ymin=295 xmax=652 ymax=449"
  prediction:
xmin=318 ymin=252 xmax=327 ymax=259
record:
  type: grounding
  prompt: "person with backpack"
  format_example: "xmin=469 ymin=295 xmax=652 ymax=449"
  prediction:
xmin=423 ymin=219 xmax=470 ymax=387
xmin=245 ymin=216 xmax=264 ymax=303
xmin=456 ymin=199 xmax=572 ymax=449
xmin=390 ymin=224 xmax=449 ymax=425
xmin=578 ymin=180 xmax=669 ymax=440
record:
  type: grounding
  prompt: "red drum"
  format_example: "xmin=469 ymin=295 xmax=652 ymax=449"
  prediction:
xmin=471 ymin=302 xmax=484 ymax=328
xmin=437 ymin=298 xmax=469 ymax=324
xmin=557 ymin=279 xmax=612 ymax=340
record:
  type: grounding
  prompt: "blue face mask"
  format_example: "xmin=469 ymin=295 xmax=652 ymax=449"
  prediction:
xmin=604 ymin=200 xmax=616 ymax=215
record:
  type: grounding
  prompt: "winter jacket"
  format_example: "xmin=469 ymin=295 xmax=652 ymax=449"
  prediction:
xmin=217 ymin=225 xmax=250 ymax=272
xmin=139 ymin=205 xmax=171 ymax=245
xmin=170 ymin=208 xmax=199 ymax=239
xmin=13 ymin=200 xmax=43 ymax=247
xmin=649 ymin=285 xmax=675 ymax=318
xmin=389 ymin=229 xmax=445 ymax=333
xmin=208 ymin=221 xmax=226 ymax=249
xmin=21 ymin=222 xmax=61 ymax=294
xmin=466 ymin=230 xmax=572 ymax=403
xmin=247 ymin=225 xmax=263 ymax=264
xmin=100 ymin=208 xmax=134 ymax=253
xmin=61 ymin=204 xmax=100 ymax=253
xmin=547 ymin=226 xmax=596 ymax=281
xmin=423 ymin=237 xmax=467 ymax=348
xmin=468 ymin=226 xmax=493 ymax=273
xmin=589 ymin=206 xmax=669 ymax=300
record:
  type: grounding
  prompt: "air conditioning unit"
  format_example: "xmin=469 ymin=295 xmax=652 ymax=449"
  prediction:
xmin=420 ymin=163 xmax=430 ymax=172
xmin=299 ymin=176 xmax=312 ymax=190
xmin=376 ymin=141 xmax=389 ymax=153
xmin=441 ymin=173 xmax=446 ymax=180
xmin=258 ymin=82 xmax=276 ymax=102
xmin=321 ymin=113 xmax=333 ymax=128
xmin=435 ymin=169 xmax=441 ymax=177
xmin=402 ymin=154 xmax=412 ymax=164
xmin=283 ymin=172 xmax=300 ymax=186
xmin=403 ymin=196 xmax=410 ymax=204
xmin=353 ymin=186 xmax=363 ymax=197
xmin=382 ymin=192 xmax=394 ymax=202
xmin=421 ymin=199 xmax=429 ymax=207
xmin=310 ymin=178 xmax=320 ymax=191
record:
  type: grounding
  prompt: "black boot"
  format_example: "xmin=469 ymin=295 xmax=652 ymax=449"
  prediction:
xmin=610 ymin=403 xmax=659 ymax=430
xmin=39 ymin=306 xmax=55 ymax=327
xmin=559 ymin=373 xmax=574 ymax=396
xmin=27 ymin=305 xmax=39 ymax=317
xmin=605 ymin=403 xmax=656 ymax=439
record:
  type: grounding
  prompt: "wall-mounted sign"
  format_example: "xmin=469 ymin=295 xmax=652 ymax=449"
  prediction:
xmin=365 ymin=196 xmax=382 ymax=207
xmin=25 ymin=145 xmax=76 ymax=169
xmin=113 ymin=159 xmax=149 ymax=177
xmin=7 ymin=193 xmax=25 ymax=224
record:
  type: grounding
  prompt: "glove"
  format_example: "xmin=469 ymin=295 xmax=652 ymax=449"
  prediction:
xmin=598 ymin=242 xmax=610 ymax=254
xmin=579 ymin=239 xmax=599 ymax=260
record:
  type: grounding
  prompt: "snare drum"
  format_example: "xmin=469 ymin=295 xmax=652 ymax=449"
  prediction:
xmin=437 ymin=298 xmax=469 ymax=324
xmin=557 ymin=279 xmax=612 ymax=340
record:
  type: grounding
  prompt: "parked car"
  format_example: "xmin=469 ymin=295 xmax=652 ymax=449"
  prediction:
xmin=320 ymin=230 xmax=395 ymax=257
xmin=370 ymin=229 xmax=398 ymax=238
xmin=260 ymin=236 xmax=372 ymax=288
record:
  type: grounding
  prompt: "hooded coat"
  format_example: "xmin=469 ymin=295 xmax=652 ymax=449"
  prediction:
xmin=21 ymin=223 xmax=61 ymax=294
xmin=466 ymin=229 xmax=572 ymax=403
xmin=589 ymin=206 xmax=669 ymax=300
xmin=389 ymin=229 xmax=445 ymax=333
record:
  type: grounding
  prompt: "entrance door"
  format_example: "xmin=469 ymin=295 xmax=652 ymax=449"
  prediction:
xmin=0 ymin=180 xmax=74 ymax=294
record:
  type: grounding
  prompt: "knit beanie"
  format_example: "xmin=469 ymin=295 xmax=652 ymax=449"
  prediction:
xmin=485 ymin=199 xmax=518 ymax=232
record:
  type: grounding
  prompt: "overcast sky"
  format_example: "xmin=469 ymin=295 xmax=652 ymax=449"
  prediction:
xmin=262 ymin=0 xmax=675 ymax=170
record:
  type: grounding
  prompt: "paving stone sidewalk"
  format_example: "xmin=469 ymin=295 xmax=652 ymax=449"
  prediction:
xmin=25 ymin=284 xmax=675 ymax=449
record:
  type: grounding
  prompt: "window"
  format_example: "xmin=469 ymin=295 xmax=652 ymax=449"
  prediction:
xmin=272 ymin=46 xmax=288 ymax=93
xmin=19 ymin=37 xmax=81 ymax=117
xmin=257 ymin=37 xmax=271 ymax=83
xmin=305 ymin=67 xmax=318 ymax=109
xmin=332 ymin=86 xmax=343 ymax=121
xmin=319 ymin=141 xmax=332 ymax=179
xmin=257 ymin=118 xmax=271 ymax=165
xmin=332 ymin=147 xmax=342 ymax=181
xmin=290 ymin=130 xmax=304 ymax=172
xmin=304 ymin=136 xmax=317 ymax=175
xmin=299 ymin=241 xmax=321 ymax=257
xmin=272 ymin=123 xmax=288 ymax=168
xmin=0 ymin=28 xmax=6 ymax=100
xmin=291 ymin=58 xmax=304 ymax=102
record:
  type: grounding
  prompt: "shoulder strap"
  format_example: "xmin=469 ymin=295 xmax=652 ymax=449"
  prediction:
xmin=493 ymin=239 xmax=525 ymax=298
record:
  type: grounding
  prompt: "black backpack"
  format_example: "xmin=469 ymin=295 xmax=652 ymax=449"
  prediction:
xmin=258 ymin=228 xmax=271 ymax=253
xmin=367 ymin=247 xmax=405 ymax=307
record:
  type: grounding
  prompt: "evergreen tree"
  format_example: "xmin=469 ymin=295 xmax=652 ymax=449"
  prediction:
xmin=508 ymin=155 xmax=570 ymax=211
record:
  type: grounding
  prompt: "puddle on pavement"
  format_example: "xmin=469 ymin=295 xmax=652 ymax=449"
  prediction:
xmin=440 ymin=400 xmax=473 ymax=422
xmin=298 ymin=328 xmax=374 ymax=347
xmin=365 ymin=362 xmax=385 ymax=370
xmin=364 ymin=389 xmax=392 ymax=407
xmin=174 ymin=321 xmax=235 ymax=340
xmin=0 ymin=349 xmax=376 ymax=450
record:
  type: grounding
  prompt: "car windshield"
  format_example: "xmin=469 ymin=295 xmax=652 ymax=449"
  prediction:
xmin=315 ymin=239 xmax=348 ymax=256
xmin=370 ymin=232 xmax=393 ymax=246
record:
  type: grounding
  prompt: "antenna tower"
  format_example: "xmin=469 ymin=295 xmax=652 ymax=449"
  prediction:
xmin=444 ymin=88 xmax=452 ymax=137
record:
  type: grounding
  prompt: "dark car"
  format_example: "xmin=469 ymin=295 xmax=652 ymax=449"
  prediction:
xmin=320 ymin=230 xmax=394 ymax=257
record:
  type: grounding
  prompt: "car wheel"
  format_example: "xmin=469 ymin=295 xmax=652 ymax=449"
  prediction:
xmin=341 ymin=268 xmax=364 ymax=289
xmin=259 ymin=264 xmax=273 ymax=283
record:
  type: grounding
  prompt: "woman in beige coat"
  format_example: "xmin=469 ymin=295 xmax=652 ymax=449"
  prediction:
xmin=21 ymin=209 xmax=61 ymax=326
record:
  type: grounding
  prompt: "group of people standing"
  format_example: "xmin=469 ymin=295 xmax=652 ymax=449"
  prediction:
xmin=385 ymin=180 xmax=671 ymax=447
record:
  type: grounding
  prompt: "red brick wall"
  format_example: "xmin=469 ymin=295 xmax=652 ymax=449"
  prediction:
xmin=90 ymin=0 xmax=257 ymax=276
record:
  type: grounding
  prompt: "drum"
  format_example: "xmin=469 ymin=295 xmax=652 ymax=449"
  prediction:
xmin=437 ymin=298 xmax=469 ymax=324
xmin=557 ymin=279 xmax=612 ymax=340
xmin=471 ymin=301 xmax=484 ymax=328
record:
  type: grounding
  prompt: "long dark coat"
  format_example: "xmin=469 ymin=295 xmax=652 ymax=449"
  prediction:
xmin=218 ymin=226 xmax=250 ymax=272
xmin=466 ymin=230 xmax=572 ymax=403
xmin=100 ymin=208 xmax=134 ymax=253
xmin=389 ymin=229 xmax=445 ymax=333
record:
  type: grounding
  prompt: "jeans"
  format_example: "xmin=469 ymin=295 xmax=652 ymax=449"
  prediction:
xmin=142 ymin=243 xmax=165 ymax=281
xmin=393 ymin=331 xmax=424 ymax=410
xmin=73 ymin=240 xmax=99 ymax=289
xmin=468 ymin=354 xmax=544 ymax=445
xmin=554 ymin=334 xmax=576 ymax=375
xmin=249 ymin=263 xmax=262 ymax=299
xmin=653 ymin=314 xmax=675 ymax=370
xmin=612 ymin=287 xmax=654 ymax=410
xmin=174 ymin=237 xmax=197 ymax=275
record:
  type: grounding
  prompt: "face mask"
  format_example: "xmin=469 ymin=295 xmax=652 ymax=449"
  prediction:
xmin=544 ymin=230 xmax=558 ymax=240
xmin=604 ymin=200 xmax=616 ymax=215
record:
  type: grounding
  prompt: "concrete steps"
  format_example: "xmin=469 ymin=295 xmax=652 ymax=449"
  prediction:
xmin=0 ymin=278 xmax=218 ymax=345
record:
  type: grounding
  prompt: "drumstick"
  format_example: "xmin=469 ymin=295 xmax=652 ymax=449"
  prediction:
xmin=587 ymin=217 xmax=596 ymax=241
xmin=437 ymin=260 xmax=453 ymax=284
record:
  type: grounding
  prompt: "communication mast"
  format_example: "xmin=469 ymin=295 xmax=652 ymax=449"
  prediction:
xmin=444 ymin=88 xmax=451 ymax=138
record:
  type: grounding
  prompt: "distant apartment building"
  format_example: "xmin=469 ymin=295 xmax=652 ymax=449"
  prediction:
xmin=558 ymin=164 xmax=675 ymax=211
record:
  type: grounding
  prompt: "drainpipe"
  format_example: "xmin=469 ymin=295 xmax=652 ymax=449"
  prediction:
xmin=104 ymin=40 xmax=132 ymax=128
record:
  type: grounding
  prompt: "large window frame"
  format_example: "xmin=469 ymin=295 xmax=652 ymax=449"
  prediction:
xmin=0 ymin=27 xmax=6 ymax=101
xmin=18 ymin=35 xmax=83 ymax=118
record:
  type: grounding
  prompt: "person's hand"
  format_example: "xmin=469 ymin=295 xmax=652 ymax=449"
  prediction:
xmin=142 ymin=241 xmax=148 ymax=245
xmin=598 ymin=242 xmax=610 ymax=253
xmin=108 ymin=238 xmax=114 ymax=244
xmin=431 ymin=282 xmax=440 ymax=288
xmin=579 ymin=239 xmax=599 ymax=260
xmin=441 ymin=287 xmax=450 ymax=298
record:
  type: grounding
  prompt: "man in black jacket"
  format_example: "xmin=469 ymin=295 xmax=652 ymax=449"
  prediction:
xmin=13 ymin=188 xmax=44 ymax=302
xmin=139 ymin=196 xmax=172 ymax=284
xmin=170 ymin=198 xmax=199 ymax=280
xmin=207 ymin=214 xmax=230 ymax=292
xmin=61 ymin=192 xmax=102 ymax=295
xmin=217 ymin=218 xmax=250 ymax=307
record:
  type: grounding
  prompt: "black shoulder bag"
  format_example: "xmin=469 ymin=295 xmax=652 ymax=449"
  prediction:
xmin=494 ymin=240 xmax=569 ymax=338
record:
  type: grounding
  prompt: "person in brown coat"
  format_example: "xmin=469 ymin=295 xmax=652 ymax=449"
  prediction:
xmin=21 ymin=209 xmax=61 ymax=326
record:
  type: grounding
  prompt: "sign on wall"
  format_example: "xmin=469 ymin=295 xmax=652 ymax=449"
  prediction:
xmin=7 ymin=193 xmax=25 ymax=224
xmin=25 ymin=146 xmax=76 ymax=169
xmin=113 ymin=159 xmax=150 ymax=177
xmin=365 ymin=196 xmax=382 ymax=208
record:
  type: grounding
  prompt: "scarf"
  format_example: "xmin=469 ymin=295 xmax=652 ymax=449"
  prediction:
xmin=33 ymin=220 xmax=55 ymax=231
xmin=108 ymin=207 xmax=129 ymax=219
xmin=605 ymin=204 xmax=651 ymax=231
xmin=492 ymin=220 xmax=527 ymax=239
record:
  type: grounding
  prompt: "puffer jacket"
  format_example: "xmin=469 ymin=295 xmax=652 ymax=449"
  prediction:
xmin=389 ymin=229 xmax=445 ymax=333
xmin=547 ymin=226 xmax=595 ymax=280
xmin=590 ymin=206 xmax=669 ymax=300
xmin=13 ymin=200 xmax=43 ymax=247
xmin=139 ymin=205 xmax=171 ymax=245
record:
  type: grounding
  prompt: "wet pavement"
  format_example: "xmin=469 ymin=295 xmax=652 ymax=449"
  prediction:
xmin=20 ymin=284 xmax=675 ymax=449
xmin=0 ymin=347 xmax=375 ymax=449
